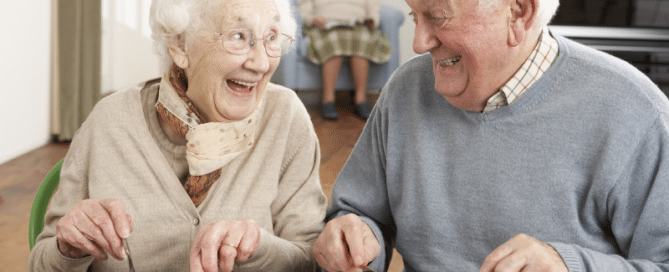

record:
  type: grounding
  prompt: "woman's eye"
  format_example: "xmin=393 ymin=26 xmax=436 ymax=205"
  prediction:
xmin=230 ymin=31 xmax=248 ymax=41
xmin=267 ymin=33 xmax=277 ymax=42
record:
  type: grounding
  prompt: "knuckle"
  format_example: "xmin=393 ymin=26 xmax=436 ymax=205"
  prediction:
xmin=200 ymin=237 xmax=218 ymax=249
xmin=86 ymin=224 xmax=102 ymax=238
xmin=219 ymin=248 xmax=236 ymax=259
xmin=326 ymin=243 xmax=341 ymax=257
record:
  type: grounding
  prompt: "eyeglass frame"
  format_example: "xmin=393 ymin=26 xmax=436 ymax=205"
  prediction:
xmin=205 ymin=29 xmax=295 ymax=58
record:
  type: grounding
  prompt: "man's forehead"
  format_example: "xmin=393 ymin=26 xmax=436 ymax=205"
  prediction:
xmin=408 ymin=0 xmax=455 ymax=10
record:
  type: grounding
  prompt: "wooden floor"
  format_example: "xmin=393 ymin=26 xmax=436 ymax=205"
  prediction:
xmin=0 ymin=91 xmax=404 ymax=271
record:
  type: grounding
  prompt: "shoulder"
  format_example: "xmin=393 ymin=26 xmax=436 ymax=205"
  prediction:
xmin=552 ymin=35 xmax=669 ymax=115
xmin=88 ymin=80 xmax=150 ymax=123
xmin=76 ymin=80 xmax=155 ymax=142
xmin=262 ymin=83 xmax=315 ymax=138
xmin=259 ymin=83 xmax=318 ymax=164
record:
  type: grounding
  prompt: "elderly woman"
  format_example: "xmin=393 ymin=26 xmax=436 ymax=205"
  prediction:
xmin=28 ymin=0 xmax=327 ymax=271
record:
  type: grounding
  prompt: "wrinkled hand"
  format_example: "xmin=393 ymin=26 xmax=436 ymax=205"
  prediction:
xmin=312 ymin=214 xmax=381 ymax=272
xmin=56 ymin=199 xmax=133 ymax=260
xmin=479 ymin=234 xmax=568 ymax=272
xmin=190 ymin=220 xmax=261 ymax=272
xmin=313 ymin=16 xmax=327 ymax=31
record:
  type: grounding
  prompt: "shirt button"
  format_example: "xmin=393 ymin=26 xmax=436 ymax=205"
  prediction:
xmin=193 ymin=218 xmax=200 ymax=226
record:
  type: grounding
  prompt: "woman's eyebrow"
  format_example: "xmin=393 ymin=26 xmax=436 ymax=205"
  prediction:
xmin=233 ymin=14 xmax=281 ymax=28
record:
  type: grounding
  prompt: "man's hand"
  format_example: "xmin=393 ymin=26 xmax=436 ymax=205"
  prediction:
xmin=56 ymin=199 xmax=132 ymax=260
xmin=190 ymin=220 xmax=261 ymax=272
xmin=479 ymin=234 xmax=568 ymax=272
xmin=312 ymin=214 xmax=381 ymax=272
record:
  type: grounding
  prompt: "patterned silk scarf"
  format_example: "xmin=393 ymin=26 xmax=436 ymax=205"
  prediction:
xmin=155 ymin=65 xmax=264 ymax=206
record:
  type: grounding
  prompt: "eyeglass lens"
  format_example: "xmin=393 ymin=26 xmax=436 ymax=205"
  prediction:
xmin=223 ymin=30 xmax=291 ymax=57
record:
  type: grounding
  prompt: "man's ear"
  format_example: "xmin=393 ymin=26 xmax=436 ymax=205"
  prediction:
xmin=168 ymin=37 xmax=189 ymax=69
xmin=507 ymin=0 xmax=538 ymax=47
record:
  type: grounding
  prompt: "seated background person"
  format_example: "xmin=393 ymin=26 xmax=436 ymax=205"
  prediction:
xmin=297 ymin=0 xmax=392 ymax=120
xmin=311 ymin=0 xmax=669 ymax=271
xmin=28 ymin=0 xmax=327 ymax=271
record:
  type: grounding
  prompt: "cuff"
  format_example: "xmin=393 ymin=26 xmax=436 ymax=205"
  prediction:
xmin=46 ymin=237 xmax=95 ymax=270
xmin=548 ymin=242 xmax=583 ymax=272
xmin=358 ymin=216 xmax=386 ymax=271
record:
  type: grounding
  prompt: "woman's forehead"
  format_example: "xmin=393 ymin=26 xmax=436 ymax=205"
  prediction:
xmin=212 ymin=0 xmax=280 ymax=25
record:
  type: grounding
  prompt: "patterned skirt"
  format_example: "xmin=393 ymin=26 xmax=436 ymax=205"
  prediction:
xmin=304 ymin=25 xmax=393 ymax=64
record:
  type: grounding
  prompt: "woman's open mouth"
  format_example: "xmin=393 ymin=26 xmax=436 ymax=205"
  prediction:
xmin=227 ymin=79 xmax=258 ymax=96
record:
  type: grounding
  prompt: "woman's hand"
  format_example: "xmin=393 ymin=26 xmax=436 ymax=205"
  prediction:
xmin=190 ymin=220 xmax=261 ymax=272
xmin=55 ymin=199 xmax=132 ymax=260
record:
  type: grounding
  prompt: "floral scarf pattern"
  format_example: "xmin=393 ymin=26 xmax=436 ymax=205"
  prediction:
xmin=155 ymin=65 xmax=264 ymax=206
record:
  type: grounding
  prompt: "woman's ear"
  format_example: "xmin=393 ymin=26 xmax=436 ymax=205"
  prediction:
xmin=168 ymin=37 xmax=189 ymax=69
xmin=507 ymin=0 xmax=538 ymax=47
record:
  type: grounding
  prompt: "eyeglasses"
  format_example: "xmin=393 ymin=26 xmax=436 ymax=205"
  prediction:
xmin=207 ymin=29 xmax=294 ymax=58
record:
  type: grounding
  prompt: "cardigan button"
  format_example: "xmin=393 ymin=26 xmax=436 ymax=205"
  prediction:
xmin=193 ymin=218 xmax=200 ymax=226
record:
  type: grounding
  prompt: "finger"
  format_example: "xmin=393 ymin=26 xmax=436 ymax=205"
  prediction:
xmin=64 ymin=204 xmax=117 ymax=260
xmin=236 ymin=220 xmax=260 ymax=262
xmin=98 ymin=199 xmax=131 ymax=238
xmin=85 ymin=200 xmax=126 ymax=260
xmin=327 ymin=229 xmax=357 ymax=271
xmin=196 ymin=225 xmax=223 ymax=272
xmin=218 ymin=243 xmax=238 ymax=272
xmin=190 ymin=248 xmax=205 ymax=272
xmin=343 ymin=225 xmax=365 ymax=267
xmin=57 ymin=217 xmax=108 ymax=260
xmin=492 ymin=252 xmax=527 ymax=272
xmin=313 ymin=234 xmax=339 ymax=272
xmin=479 ymin=242 xmax=516 ymax=272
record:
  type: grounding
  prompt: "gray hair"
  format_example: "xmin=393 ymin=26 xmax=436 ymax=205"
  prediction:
xmin=150 ymin=0 xmax=297 ymax=73
xmin=478 ymin=0 xmax=560 ymax=30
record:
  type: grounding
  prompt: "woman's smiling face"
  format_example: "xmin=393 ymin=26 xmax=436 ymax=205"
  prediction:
xmin=173 ymin=0 xmax=282 ymax=122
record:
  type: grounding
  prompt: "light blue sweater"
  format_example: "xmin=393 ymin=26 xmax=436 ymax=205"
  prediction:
xmin=328 ymin=34 xmax=669 ymax=271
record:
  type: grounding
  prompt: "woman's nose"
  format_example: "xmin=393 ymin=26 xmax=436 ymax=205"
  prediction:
xmin=244 ymin=41 xmax=271 ymax=73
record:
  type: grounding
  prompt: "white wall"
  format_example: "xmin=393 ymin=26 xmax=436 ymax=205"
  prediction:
xmin=383 ymin=0 xmax=417 ymax=65
xmin=0 ymin=1 xmax=52 ymax=165
xmin=101 ymin=0 xmax=160 ymax=94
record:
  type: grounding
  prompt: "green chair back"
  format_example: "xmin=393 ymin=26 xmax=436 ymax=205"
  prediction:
xmin=29 ymin=159 xmax=63 ymax=250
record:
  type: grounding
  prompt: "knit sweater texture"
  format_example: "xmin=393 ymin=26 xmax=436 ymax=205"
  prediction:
xmin=328 ymin=34 xmax=669 ymax=271
xmin=29 ymin=80 xmax=328 ymax=271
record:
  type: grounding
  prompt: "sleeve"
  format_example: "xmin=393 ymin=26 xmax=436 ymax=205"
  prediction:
xmin=238 ymin=109 xmax=328 ymax=272
xmin=27 ymin=127 xmax=95 ymax=271
xmin=326 ymin=90 xmax=397 ymax=272
xmin=366 ymin=0 xmax=380 ymax=27
xmin=297 ymin=0 xmax=315 ymax=26
xmin=549 ymin=115 xmax=669 ymax=272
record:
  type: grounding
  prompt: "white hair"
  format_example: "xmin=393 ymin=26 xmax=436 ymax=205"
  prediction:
xmin=478 ymin=0 xmax=560 ymax=30
xmin=150 ymin=0 xmax=297 ymax=73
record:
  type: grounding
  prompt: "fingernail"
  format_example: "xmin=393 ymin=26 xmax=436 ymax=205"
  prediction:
xmin=355 ymin=256 xmax=363 ymax=266
xmin=121 ymin=247 xmax=127 ymax=259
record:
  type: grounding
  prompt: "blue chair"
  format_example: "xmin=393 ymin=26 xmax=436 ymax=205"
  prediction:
xmin=272 ymin=1 xmax=405 ymax=91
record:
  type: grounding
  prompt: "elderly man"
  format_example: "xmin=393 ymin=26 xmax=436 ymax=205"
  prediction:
xmin=311 ymin=0 xmax=669 ymax=271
